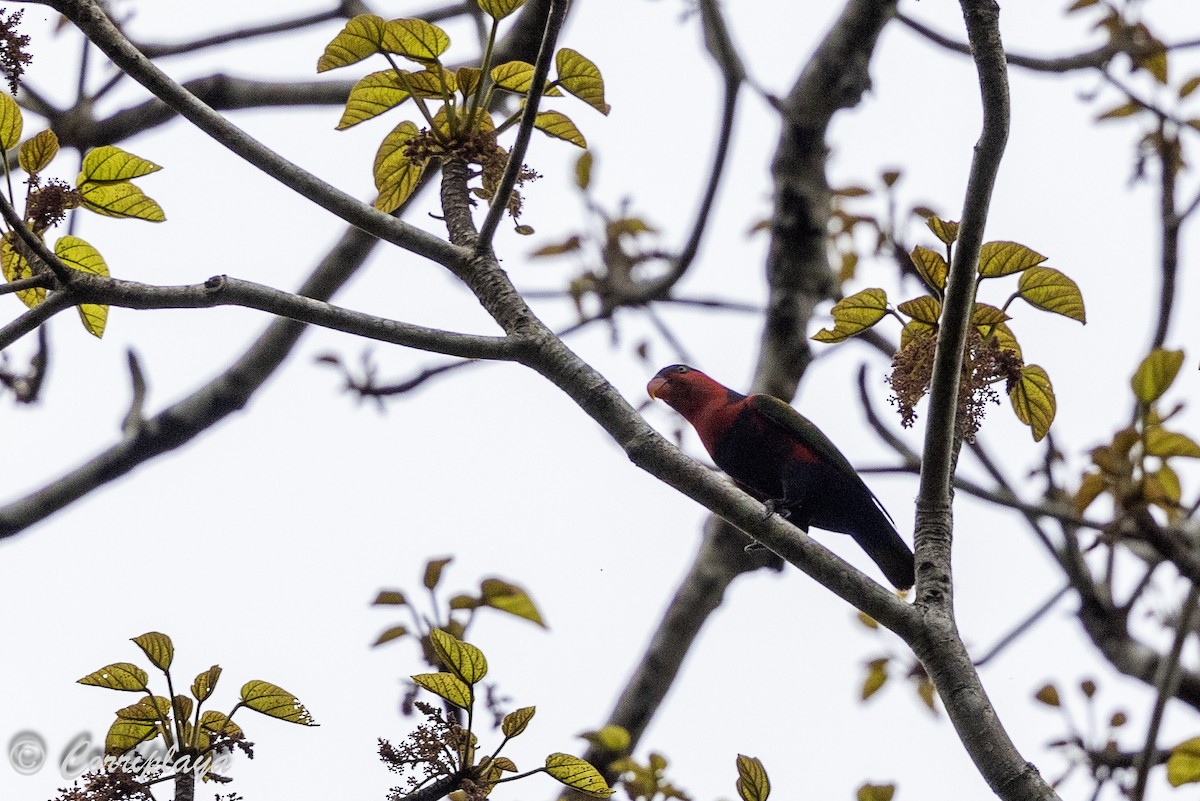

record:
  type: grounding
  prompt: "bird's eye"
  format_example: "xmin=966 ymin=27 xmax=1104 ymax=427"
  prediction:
xmin=673 ymin=366 xmax=687 ymax=374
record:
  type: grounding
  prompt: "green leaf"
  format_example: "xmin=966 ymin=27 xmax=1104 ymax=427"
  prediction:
xmin=987 ymin=320 xmax=1023 ymax=359
xmin=373 ymin=625 xmax=409 ymax=646
xmin=104 ymin=718 xmax=157 ymax=756
xmin=80 ymin=146 xmax=162 ymax=183
xmin=1 ymin=230 xmax=44 ymax=308
xmin=382 ymin=18 xmax=450 ymax=64
xmin=77 ymin=181 xmax=166 ymax=222
xmin=79 ymin=663 xmax=149 ymax=692
xmin=491 ymin=61 xmax=538 ymax=93
xmin=0 ymin=92 xmax=23 ymax=151
xmin=1009 ymin=365 xmax=1055 ymax=441
xmin=373 ymin=590 xmax=407 ymax=605
xmin=1169 ymin=737 xmax=1200 ymax=786
xmin=576 ymin=150 xmax=593 ymax=189
xmin=131 ymin=632 xmax=174 ymax=672
xmin=372 ymin=121 xmax=426 ymax=213
xmin=909 ymin=245 xmax=947 ymax=291
xmin=856 ymin=784 xmax=896 ymax=801
xmin=1145 ymin=427 xmax=1200 ymax=459
xmin=1181 ymin=75 xmax=1200 ymax=100
xmin=545 ymin=753 xmax=614 ymax=797
xmin=896 ymin=295 xmax=941 ymax=325
xmin=811 ymin=288 xmax=889 ymax=343
xmin=478 ymin=0 xmax=526 ymax=19
xmin=337 ymin=70 xmax=411 ymax=129
xmin=115 ymin=696 xmax=170 ymax=721
xmin=925 ymin=215 xmax=958 ymax=245
xmin=19 ymin=129 xmax=58 ymax=174
xmin=862 ymin=658 xmax=888 ymax=700
xmin=318 ymin=15 xmax=387 ymax=72
xmin=239 ymin=680 xmax=318 ymax=725
xmin=970 ymin=302 xmax=1010 ymax=327
xmin=534 ymin=111 xmax=586 ymax=147
xmin=1131 ymin=349 xmax=1184 ymax=404
xmin=411 ymin=672 xmax=473 ymax=709
xmin=55 ymin=235 xmax=110 ymax=338
xmin=192 ymin=665 xmax=221 ymax=702
xmin=1018 ymin=266 xmax=1086 ymax=323
xmin=1096 ymin=101 xmax=1142 ymax=121
xmin=423 ymin=556 xmax=452 ymax=589
xmin=735 ymin=755 xmax=771 ymax=801
xmin=977 ymin=241 xmax=1047 ymax=277
xmin=457 ymin=67 xmax=482 ymax=100
xmin=199 ymin=710 xmax=243 ymax=738
xmin=430 ymin=628 xmax=488 ymax=684
xmin=555 ymin=49 xmax=610 ymax=114
xmin=481 ymin=578 xmax=546 ymax=626
xmin=580 ymin=725 xmax=630 ymax=754
xmin=399 ymin=66 xmax=456 ymax=98
xmin=501 ymin=706 xmax=535 ymax=737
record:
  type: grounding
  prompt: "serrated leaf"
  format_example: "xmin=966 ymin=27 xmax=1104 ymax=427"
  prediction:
xmin=534 ymin=111 xmax=586 ymax=147
xmin=55 ymin=235 xmax=110 ymax=338
xmin=199 ymin=710 xmax=243 ymax=738
xmin=1131 ymin=349 xmax=1184 ymax=404
xmin=77 ymin=181 xmax=165 ymax=222
xmin=1096 ymin=101 xmax=1141 ymax=121
xmin=1 ymin=230 xmax=44 ymax=308
xmin=318 ymin=15 xmax=387 ymax=72
xmin=555 ymin=48 xmax=609 ymax=114
xmin=373 ymin=121 xmax=426 ymax=213
xmin=925 ymin=215 xmax=958 ymax=245
xmin=399 ymin=66 xmax=456 ymax=98
xmin=0 ymin=92 xmax=22 ymax=150
xmin=192 ymin=665 xmax=222 ymax=702
xmin=1168 ymin=737 xmax=1200 ymax=786
xmin=411 ymin=672 xmax=473 ymax=709
xmin=80 ymin=146 xmax=162 ymax=183
xmin=491 ymin=61 xmax=538 ymax=93
xmin=430 ymin=628 xmax=488 ymax=684
xmin=1009 ymin=365 xmax=1055 ymax=441
xmin=1145 ymin=428 xmax=1200 ymax=458
xmin=909 ymin=245 xmax=947 ymax=291
xmin=501 ymin=706 xmax=535 ymax=737
xmin=79 ymin=663 xmax=149 ymax=692
xmin=374 ymin=625 xmax=409 ymax=645
xmin=131 ymin=632 xmax=174 ymax=672
xmin=545 ymin=753 xmax=614 ymax=797
xmin=1018 ymin=266 xmax=1086 ymax=323
xmin=1035 ymin=683 xmax=1060 ymax=706
xmin=423 ymin=556 xmax=453 ymax=589
xmin=856 ymin=784 xmax=896 ymax=801
xmin=479 ymin=0 xmax=526 ymax=19
xmin=480 ymin=578 xmax=547 ymax=626
xmin=971 ymin=302 xmax=1010 ymax=327
xmin=897 ymin=295 xmax=941 ymax=325
xmin=19 ymin=129 xmax=58 ymax=173
xmin=115 ymin=696 xmax=170 ymax=721
xmin=977 ymin=241 xmax=1047 ymax=277
xmin=862 ymin=659 xmax=888 ymax=700
xmin=382 ymin=18 xmax=450 ymax=64
xmin=337 ymin=70 xmax=411 ymax=129
xmin=239 ymin=680 xmax=317 ymax=725
xmin=1181 ymin=75 xmax=1200 ymax=99
xmin=812 ymin=288 xmax=889 ymax=343
xmin=735 ymin=755 xmax=770 ymax=801
xmin=1074 ymin=472 xmax=1107 ymax=516
xmin=104 ymin=718 xmax=157 ymax=756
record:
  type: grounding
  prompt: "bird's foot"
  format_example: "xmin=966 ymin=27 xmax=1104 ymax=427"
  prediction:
xmin=763 ymin=498 xmax=810 ymax=532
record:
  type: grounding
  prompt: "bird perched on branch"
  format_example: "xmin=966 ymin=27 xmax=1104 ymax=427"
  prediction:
xmin=647 ymin=364 xmax=915 ymax=590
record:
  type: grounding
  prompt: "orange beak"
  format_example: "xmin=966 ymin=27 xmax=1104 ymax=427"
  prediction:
xmin=647 ymin=375 xmax=668 ymax=400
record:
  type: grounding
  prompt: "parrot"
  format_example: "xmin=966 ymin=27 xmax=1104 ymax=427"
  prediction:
xmin=647 ymin=364 xmax=915 ymax=589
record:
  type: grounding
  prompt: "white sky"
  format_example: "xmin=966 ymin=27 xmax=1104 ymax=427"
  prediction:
xmin=2 ymin=1 xmax=1199 ymax=800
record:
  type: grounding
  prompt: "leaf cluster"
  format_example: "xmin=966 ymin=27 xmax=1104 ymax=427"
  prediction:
xmin=813 ymin=215 xmax=1086 ymax=442
xmin=0 ymin=94 xmax=165 ymax=338
xmin=318 ymin=1 xmax=608 ymax=220
xmin=1033 ymin=677 xmax=1134 ymax=790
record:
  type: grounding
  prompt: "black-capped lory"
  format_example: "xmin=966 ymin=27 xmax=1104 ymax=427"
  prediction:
xmin=647 ymin=364 xmax=915 ymax=589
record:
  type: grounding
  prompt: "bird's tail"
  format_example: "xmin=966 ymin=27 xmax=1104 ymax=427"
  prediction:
xmin=854 ymin=524 xmax=916 ymax=590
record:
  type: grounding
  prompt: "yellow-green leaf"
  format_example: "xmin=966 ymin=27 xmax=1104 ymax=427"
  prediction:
xmin=576 ymin=150 xmax=592 ymax=189
xmin=373 ymin=590 xmax=407 ymax=605
xmin=337 ymin=70 xmax=411 ymax=129
xmin=491 ymin=61 xmax=538 ymax=93
xmin=1018 ymin=266 xmax=1086 ymax=323
xmin=0 ymin=92 xmax=22 ymax=151
xmin=192 ymin=665 xmax=222 ymax=702
xmin=1145 ymin=427 xmax=1200 ymax=459
xmin=1074 ymin=472 xmax=1107 ymax=516
xmin=457 ymin=67 xmax=482 ymax=100
xmin=239 ymin=680 xmax=318 ymax=725
xmin=1096 ymin=101 xmax=1141 ymax=121
xmin=862 ymin=658 xmax=888 ymax=700
xmin=856 ymin=784 xmax=896 ymax=801
xmin=735 ymin=755 xmax=770 ymax=801
xmin=19 ymin=129 xmax=58 ymax=174
xmin=130 ymin=632 xmax=173 ymax=672
xmin=399 ymin=66 xmax=456 ymax=98
xmin=172 ymin=695 xmax=194 ymax=723
xmin=501 ymin=706 xmax=535 ymax=737
xmin=971 ymin=302 xmax=1010 ymax=327
xmin=411 ymin=672 xmax=473 ymax=709
xmin=1035 ymin=683 xmax=1060 ymax=706
xmin=373 ymin=121 xmax=426 ymax=213
xmin=1135 ymin=48 xmax=1168 ymax=84
xmin=480 ymin=578 xmax=547 ymax=626
xmin=925 ymin=215 xmax=958 ymax=245
xmin=555 ymin=48 xmax=609 ymax=115
xmin=430 ymin=628 xmax=488 ymax=684
xmin=80 ymin=146 xmax=162 ymax=183
xmin=382 ymin=18 xmax=450 ymax=64
xmin=423 ymin=556 xmax=452 ymax=589
xmin=374 ymin=625 xmax=409 ymax=645
xmin=580 ymin=724 xmax=630 ymax=754
xmin=479 ymin=0 xmax=526 ymax=19
xmin=811 ymin=287 xmax=889 ymax=343
xmin=104 ymin=718 xmax=157 ymax=756
xmin=1131 ymin=349 xmax=1184 ymax=404
xmin=534 ymin=111 xmax=586 ymax=147
xmin=55 ymin=234 xmax=110 ymax=338
xmin=318 ymin=15 xmax=387 ymax=72
xmin=1157 ymin=463 xmax=1182 ymax=503
xmin=545 ymin=753 xmax=614 ymax=797
xmin=77 ymin=181 xmax=165 ymax=222
xmin=896 ymin=295 xmax=941 ymax=325
xmin=1181 ymin=75 xmax=1200 ymax=100
xmin=1009 ymin=365 xmax=1055 ymax=441
xmin=531 ymin=235 xmax=582 ymax=258
xmin=79 ymin=663 xmax=149 ymax=692
xmin=987 ymin=320 xmax=1023 ymax=359
xmin=909 ymin=245 xmax=947 ymax=291
xmin=899 ymin=319 xmax=936 ymax=350
xmin=199 ymin=710 xmax=243 ymax=738
xmin=977 ymin=241 xmax=1047 ymax=277
xmin=1067 ymin=0 xmax=1100 ymax=10
xmin=1 ymin=231 xmax=44 ymax=308
xmin=1169 ymin=737 xmax=1200 ymax=786
xmin=115 ymin=696 xmax=170 ymax=721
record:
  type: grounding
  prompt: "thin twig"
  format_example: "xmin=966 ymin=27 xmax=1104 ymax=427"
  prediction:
xmin=974 ymin=584 xmax=1072 ymax=666
xmin=135 ymin=7 xmax=346 ymax=58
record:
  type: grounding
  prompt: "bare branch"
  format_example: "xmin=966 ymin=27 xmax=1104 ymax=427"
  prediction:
xmin=135 ymin=7 xmax=348 ymax=59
